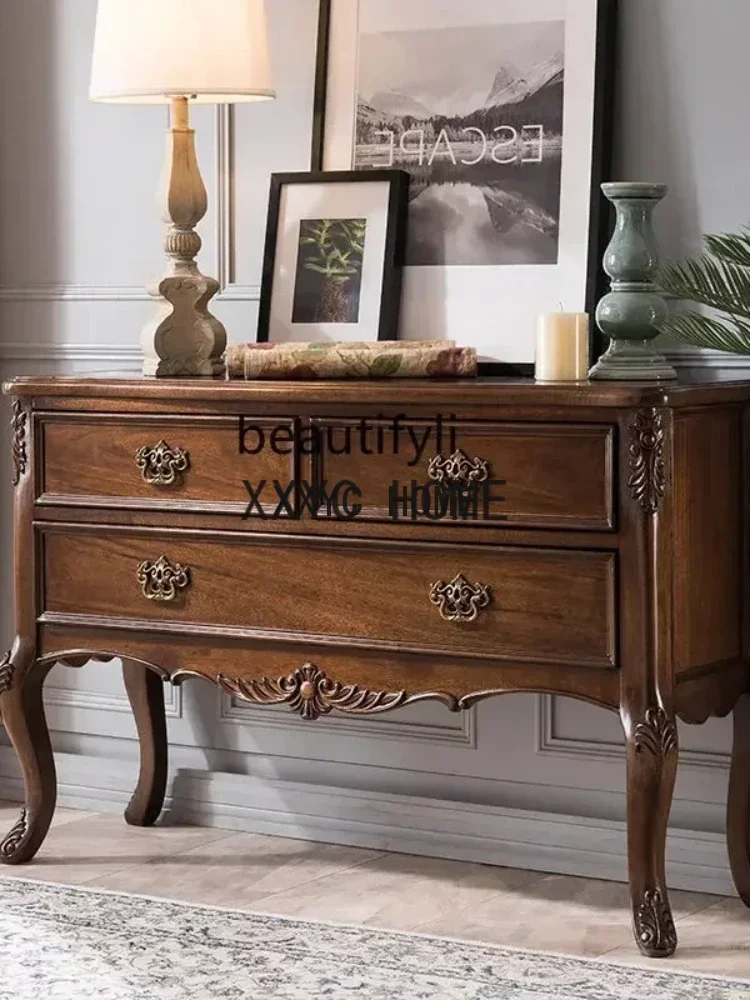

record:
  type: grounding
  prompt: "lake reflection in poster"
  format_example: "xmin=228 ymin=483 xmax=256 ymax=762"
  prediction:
xmin=355 ymin=15 xmax=565 ymax=267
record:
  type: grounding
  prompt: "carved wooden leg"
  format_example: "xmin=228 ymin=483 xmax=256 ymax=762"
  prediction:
xmin=621 ymin=704 xmax=679 ymax=957
xmin=0 ymin=647 xmax=56 ymax=864
xmin=123 ymin=661 xmax=168 ymax=827
xmin=727 ymin=693 xmax=750 ymax=904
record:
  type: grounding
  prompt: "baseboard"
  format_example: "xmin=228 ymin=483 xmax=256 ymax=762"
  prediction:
xmin=0 ymin=747 xmax=733 ymax=897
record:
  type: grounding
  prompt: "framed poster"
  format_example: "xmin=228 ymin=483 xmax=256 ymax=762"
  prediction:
xmin=313 ymin=0 xmax=617 ymax=368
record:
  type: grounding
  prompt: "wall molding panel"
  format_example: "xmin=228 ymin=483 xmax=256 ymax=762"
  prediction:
xmin=45 ymin=682 xmax=182 ymax=720
xmin=535 ymin=696 xmax=731 ymax=771
xmin=0 ymin=285 xmax=151 ymax=303
xmin=0 ymin=343 xmax=142 ymax=365
xmin=220 ymin=695 xmax=478 ymax=749
xmin=214 ymin=105 xmax=262 ymax=302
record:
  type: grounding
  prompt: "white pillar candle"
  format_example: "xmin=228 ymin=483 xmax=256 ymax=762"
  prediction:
xmin=535 ymin=313 xmax=590 ymax=382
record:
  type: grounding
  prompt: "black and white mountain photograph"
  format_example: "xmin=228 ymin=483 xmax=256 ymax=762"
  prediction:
xmin=355 ymin=16 xmax=565 ymax=267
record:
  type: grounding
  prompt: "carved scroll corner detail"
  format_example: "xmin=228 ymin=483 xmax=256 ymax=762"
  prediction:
xmin=10 ymin=400 xmax=28 ymax=487
xmin=633 ymin=706 xmax=678 ymax=760
xmin=627 ymin=408 xmax=666 ymax=515
xmin=634 ymin=887 xmax=677 ymax=956
xmin=0 ymin=651 xmax=13 ymax=695
xmin=0 ymin=809 xmax=28 ymax=861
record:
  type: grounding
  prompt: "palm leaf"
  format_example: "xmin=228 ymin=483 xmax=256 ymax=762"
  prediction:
xmin=658 ymin=255 xmax=750 ymax=318
xmin=659 ymin=310 xmax=750 ymax=354
xmin=704 ymin=230 xmax=750 ymax=268
xmin=655 ymin=221 xmax=750 ymax=355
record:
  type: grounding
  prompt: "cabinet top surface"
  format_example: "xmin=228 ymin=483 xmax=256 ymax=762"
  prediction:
xmin=5 ymin=374 xmax=750 ymax=409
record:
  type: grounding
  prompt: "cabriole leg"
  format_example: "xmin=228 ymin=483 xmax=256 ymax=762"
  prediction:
xmin=123 ymin=660 xmax=168 ymax=827
xmin=0 ymin=645 xmax=56 ymax=865
xmin=621 ymin=702 xmax=679 ymax=958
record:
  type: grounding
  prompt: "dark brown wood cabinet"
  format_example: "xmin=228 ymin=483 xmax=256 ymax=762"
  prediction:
xmin=3 ymin=374 xmax=750 ymax=959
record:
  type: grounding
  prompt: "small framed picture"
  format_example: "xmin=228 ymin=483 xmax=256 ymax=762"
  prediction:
xmin=257 ymin=170 xmax=409 ymax=344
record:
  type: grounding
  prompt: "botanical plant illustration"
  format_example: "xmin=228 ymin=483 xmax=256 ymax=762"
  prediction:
xmin=293 ymin=218 xmax=367 ymax=324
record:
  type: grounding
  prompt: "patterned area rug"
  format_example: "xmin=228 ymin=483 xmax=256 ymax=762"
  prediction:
xmin=0 ymin=879 xmax=747 ymax=999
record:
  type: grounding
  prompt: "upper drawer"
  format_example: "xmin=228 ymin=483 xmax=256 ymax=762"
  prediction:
xmin=314 ymin=420 xmax=615 ymax=531
xmin=37 ymin=415 xmax=294 ymax=515
xmin=41 ymin=527 xmax=616 ymax=670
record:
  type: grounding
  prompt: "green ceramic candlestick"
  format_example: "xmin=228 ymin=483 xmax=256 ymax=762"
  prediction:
xmin=589 ymin=182 xmax=677 ymax=381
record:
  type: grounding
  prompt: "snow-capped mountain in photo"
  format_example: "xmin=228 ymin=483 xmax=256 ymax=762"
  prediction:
xmin=484 ymin=52 xmax=564 ymax=109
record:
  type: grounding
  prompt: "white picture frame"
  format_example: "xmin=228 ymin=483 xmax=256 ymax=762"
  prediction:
xmin=313 ymin=0 xmax=616 ymax=367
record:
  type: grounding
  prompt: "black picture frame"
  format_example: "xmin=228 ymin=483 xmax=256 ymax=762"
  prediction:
xmin=257 ymin=170 xmax=410 ymax=344
xmin=310 ymin=0 xmax=619 ymax=375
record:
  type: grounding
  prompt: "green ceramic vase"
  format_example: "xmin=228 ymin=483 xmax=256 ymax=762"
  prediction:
xmin=589 ymin=182 xmax=677 ymax=381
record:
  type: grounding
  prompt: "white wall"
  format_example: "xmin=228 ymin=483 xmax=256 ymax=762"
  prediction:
xmin=0 ymin=0 xmax=748 ymax=894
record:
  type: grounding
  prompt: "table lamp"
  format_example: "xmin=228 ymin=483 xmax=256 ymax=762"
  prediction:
xmin=90 ymin=0 xmax=275 ymax=378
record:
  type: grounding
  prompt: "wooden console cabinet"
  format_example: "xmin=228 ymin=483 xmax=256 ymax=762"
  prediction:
xmin=3 ymin=374 xmax=750 ymax=958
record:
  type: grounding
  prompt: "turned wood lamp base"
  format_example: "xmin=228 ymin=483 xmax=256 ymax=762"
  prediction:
xmin=142 ymin=97 xmax=227 ymax=379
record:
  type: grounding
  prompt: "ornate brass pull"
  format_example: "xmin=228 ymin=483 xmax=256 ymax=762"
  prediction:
xmin=137 ymin=556 xmax=191 ymax=602
xmin=430 ymin=574 xmax=492 ymax=623
xmin=135 ymin=440 xmax=190 ymax=487
xmin=428 ymin=449 xmax=490 ymax=487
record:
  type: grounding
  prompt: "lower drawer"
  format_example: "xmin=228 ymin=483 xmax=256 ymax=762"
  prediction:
xmin=41 ymin=528 xmax=617 ymax=669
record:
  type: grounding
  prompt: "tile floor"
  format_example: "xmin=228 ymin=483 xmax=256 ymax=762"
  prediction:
xmin=1 ymin=801 xmax=749 ymax=979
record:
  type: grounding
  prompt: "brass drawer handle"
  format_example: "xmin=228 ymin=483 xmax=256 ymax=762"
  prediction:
xmin=428 ymin=449 xmax=490 ymax=487
xmin=135 ymin=440 xmax=190 ymax=487
xmin=137 ymin=556 xmax=191 ymax=602
xmin=430 ymin=574 xmax=492 ymax=624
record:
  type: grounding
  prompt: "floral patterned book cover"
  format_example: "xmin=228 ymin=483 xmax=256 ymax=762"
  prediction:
xmin=226 ymin=341 xmax=478 ymax=380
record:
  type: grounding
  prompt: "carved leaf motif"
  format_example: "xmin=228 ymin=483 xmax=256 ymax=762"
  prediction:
xmin=0 ymin=809 xmax=27 ymax=860
xmin=135 ymin=440 xmax=190 ymax=488
xmin=137 ymin=557 xmax=191 ymax=603
xmin=219 ymin=664 xmax=417 ymax=721
xmin=633 ymin=707 xmax=678 ymax=760
xmin=634 ymin=887 xmax=677 ymax=955
xmin=430 ymin=574 xmax=492 ymax=624
xmin=0 ymin=651 xmax=13 ymax=695
xmin=11 ymin=401 xmax=27 ymax=487
xmin=627 ymin=409 xmax=666 ymax=514
xmin=427 ymin=450 xmax=490 ymax=487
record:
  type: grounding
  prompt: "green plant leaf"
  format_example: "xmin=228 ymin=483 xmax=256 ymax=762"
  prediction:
xmin=657 ymin=255 xmax=750 ymax=318
xmin=658 ymin=310 xmax=750 ymax=354
xmin=704 ymin=230 xmax=750 ymax=268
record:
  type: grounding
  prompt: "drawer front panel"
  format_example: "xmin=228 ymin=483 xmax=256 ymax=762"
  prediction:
xmin=315 ymin=421 xmax=615 ymax=530
xmin=39 ymin=416 xmax=294 ymax=514
xmin=42 ymin=530 xmax=616 ymax=668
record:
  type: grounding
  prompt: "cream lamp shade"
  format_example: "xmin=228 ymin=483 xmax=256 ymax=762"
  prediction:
xmin=89 ymin=0 xmax=275 ymax=104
